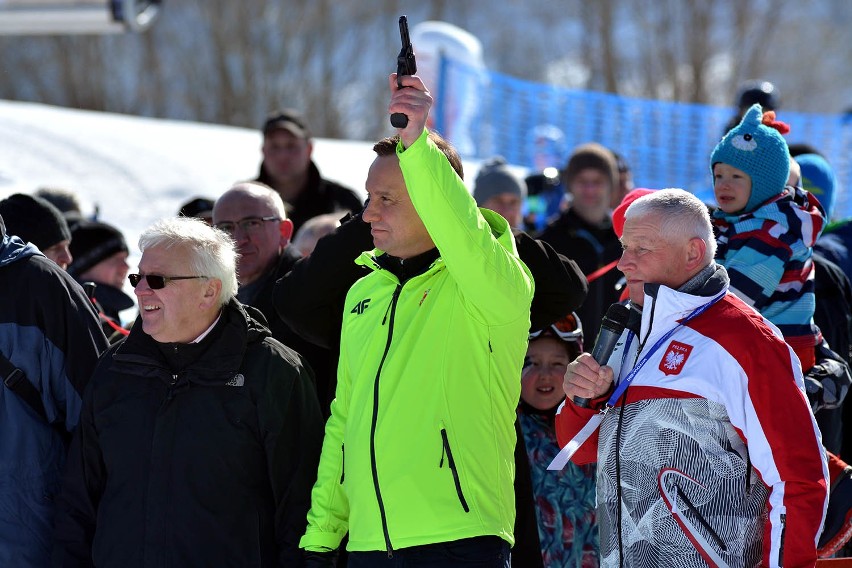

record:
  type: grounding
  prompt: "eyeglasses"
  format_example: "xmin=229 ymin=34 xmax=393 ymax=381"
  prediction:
xmin=529 ymin=312 xmax=583 ymax=343
xmin=128 ymin=274 xmax=208 ymax=290
xmin=213 ymin=216 xmax=280 ymax=235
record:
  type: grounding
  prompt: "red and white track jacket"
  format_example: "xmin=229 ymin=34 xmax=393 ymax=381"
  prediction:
xmin=556 ymin=266 xmax=828 ymax=568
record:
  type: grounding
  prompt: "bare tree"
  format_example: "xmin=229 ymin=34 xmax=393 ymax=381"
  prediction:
xmin=0 ymin=0 xmax=847 ymax=146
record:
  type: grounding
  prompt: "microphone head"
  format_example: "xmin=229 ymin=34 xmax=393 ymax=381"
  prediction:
xmin=601 ymin=303 xmax=630 ymax=333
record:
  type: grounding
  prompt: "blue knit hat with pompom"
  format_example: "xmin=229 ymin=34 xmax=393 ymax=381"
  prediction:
xmin=710 ymin=104 xmax=791 ymax=214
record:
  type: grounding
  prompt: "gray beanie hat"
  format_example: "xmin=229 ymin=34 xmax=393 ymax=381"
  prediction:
xmin=473 ymin=156 xmax=527 ymax=206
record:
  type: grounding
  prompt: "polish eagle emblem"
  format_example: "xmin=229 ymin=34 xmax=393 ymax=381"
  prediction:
xmin=659 ymin=341 xmax=693 ymax=376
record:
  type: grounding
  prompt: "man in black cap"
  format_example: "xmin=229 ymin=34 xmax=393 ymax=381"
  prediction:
xmin=723 ymin=79 xmax=779 ymax=134
xmin=177 ymin=196 xmax=216 ymax=225
xmin=255 ymin=108 xmax=362 ymax=232
xmin=0 ymin=193 xmax=73 ymax=270
xmin=68 ymin=220 xmax=134 ymax=340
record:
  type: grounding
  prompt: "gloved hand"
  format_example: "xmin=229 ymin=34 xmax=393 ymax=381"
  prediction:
xmin=303 ymin=549 xmax=338 ymax=568
xmin=805 ymin=340 xmax=852 ymax=413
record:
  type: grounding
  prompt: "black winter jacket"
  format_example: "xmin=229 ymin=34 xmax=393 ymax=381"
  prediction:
xmin=274 ymin=211 xmax=588 ymax=352
xmin=54 ymin=300 xmax=325 ymax=568
xmin=241 ymin=247 xmax=336 ymax=415
xmin=537 ymin=207 xmax=622 ymax=341
xmin=256 ymin=160 xmax=362 ymax=233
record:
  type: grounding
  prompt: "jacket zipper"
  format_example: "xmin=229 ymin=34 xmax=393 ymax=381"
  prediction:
xmin=340 ymin=444 xmax=345 ymax=484
xmin=160 ymin=373 xmax=179 ymax=407
xmin=675 ymin=486 xmax=726 ymax=551
xmin=370 ymin=284 xmax=402 ymax=558
xmin=439 ymin=428 xmax=470 ymax=512
xmin=616 ymin=294 xmax=656 ymax=565
xmin=779 ymin=513 xmax=786 ymax=566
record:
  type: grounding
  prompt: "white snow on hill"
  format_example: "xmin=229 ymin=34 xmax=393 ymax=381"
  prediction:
xmin=0 ymin=99 xmax=377 ymax=247
xmin=0 ymin=99 xmax=493 ymax=321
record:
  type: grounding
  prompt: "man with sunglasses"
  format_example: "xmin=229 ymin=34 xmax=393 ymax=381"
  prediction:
xmin=213 ymin=182 xmax=337 ymax=415
xmin=54 ymin=216 xmax=325 ymax=567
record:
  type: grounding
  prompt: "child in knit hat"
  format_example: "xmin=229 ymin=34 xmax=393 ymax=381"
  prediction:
xmin=712 ymin=105 xmax=852 ymax=561
xmin=710 ymin=103 xmax=825 ymax=371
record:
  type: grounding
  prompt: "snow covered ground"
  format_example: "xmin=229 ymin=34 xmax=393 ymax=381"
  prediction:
xmin=0 ymin=99 xmax=377 ymax=247
xmin=0 ymin=99 xmax=493 ymax=321
xmin=0 ymin=100 xmax=378 ymax=320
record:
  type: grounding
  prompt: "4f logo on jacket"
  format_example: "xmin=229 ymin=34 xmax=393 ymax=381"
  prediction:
xmin=659 ymin=341 xmax=693 ymax=376
xmin=351 ymin=298 xmax=371 ymax=315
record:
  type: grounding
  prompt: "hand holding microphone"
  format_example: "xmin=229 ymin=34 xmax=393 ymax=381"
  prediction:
xmin=571 ymin=303 xmax=630 ymax=408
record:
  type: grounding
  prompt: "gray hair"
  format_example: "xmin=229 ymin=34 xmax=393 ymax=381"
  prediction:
xmin=625 ymin=188 xmax=716 ymax=262
xmin=138 ymin=217 xmax=238 ymax=306
xmin=224 ymin=182 xmax=288 ymax=219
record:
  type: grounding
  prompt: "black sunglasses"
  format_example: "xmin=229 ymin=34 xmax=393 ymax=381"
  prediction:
xmin=128 ymin=274 xmax=208 ymax=290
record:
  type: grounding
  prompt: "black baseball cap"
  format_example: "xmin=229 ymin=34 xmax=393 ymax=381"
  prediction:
xmin=736 ymin=80 xmax=779 ymax=111
xmin=262 ymin=109 xmax=311 ymax=139
xmin=178 ymin=196 xmax=215 ymax=220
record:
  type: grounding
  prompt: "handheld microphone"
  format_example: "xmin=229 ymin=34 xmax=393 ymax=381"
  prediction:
xmin=573 ymin=303 xmax=631 ymax=408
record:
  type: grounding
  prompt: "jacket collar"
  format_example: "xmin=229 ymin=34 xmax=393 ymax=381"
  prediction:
xmin=376 ymin=247 xmax=441 ymax=283
xmin=0 ymin=233 xmax=40 ymax=268
xmin=635 ymin=262 xmax=729 ymax=343
xmin=113 ymin=299 xmax=268 ymax=383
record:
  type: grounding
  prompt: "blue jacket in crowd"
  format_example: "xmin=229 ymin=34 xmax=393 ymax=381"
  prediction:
xmin=0 ymin=225 xmax=107 ymax=567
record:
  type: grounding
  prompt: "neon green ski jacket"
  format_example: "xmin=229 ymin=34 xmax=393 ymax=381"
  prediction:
xmin=300 ymin=130 xmax=534 ymax=554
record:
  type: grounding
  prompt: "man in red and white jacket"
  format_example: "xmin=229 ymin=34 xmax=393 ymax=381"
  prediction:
xmin=556 ymin=189 xmax=828 ymax=568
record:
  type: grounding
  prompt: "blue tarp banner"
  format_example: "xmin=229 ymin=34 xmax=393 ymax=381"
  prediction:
xmin=435 ymin=57 xmax=852 ymax=221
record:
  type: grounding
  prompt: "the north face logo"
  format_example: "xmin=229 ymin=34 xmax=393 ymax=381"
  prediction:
xmin=226 ymin=373 xmax=245 ymax=387
xmin=351 ymin=298 xmax=371 ymax=315
xmin=659 ymin=341 xmax=693 ymax=376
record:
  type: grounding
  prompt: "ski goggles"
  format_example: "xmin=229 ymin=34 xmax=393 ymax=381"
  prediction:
xmin=529 ymin=312 xmax=583 ymax=344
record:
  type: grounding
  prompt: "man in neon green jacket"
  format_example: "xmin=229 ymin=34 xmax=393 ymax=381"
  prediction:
xmin=300 ymin=75 xmax=534 ymax=566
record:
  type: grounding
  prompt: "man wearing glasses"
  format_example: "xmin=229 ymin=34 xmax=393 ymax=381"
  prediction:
xmin=213 ymin=182 xmax=337 ymax=414
xmin=54 ymin=216 xmax=325 ymax=567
